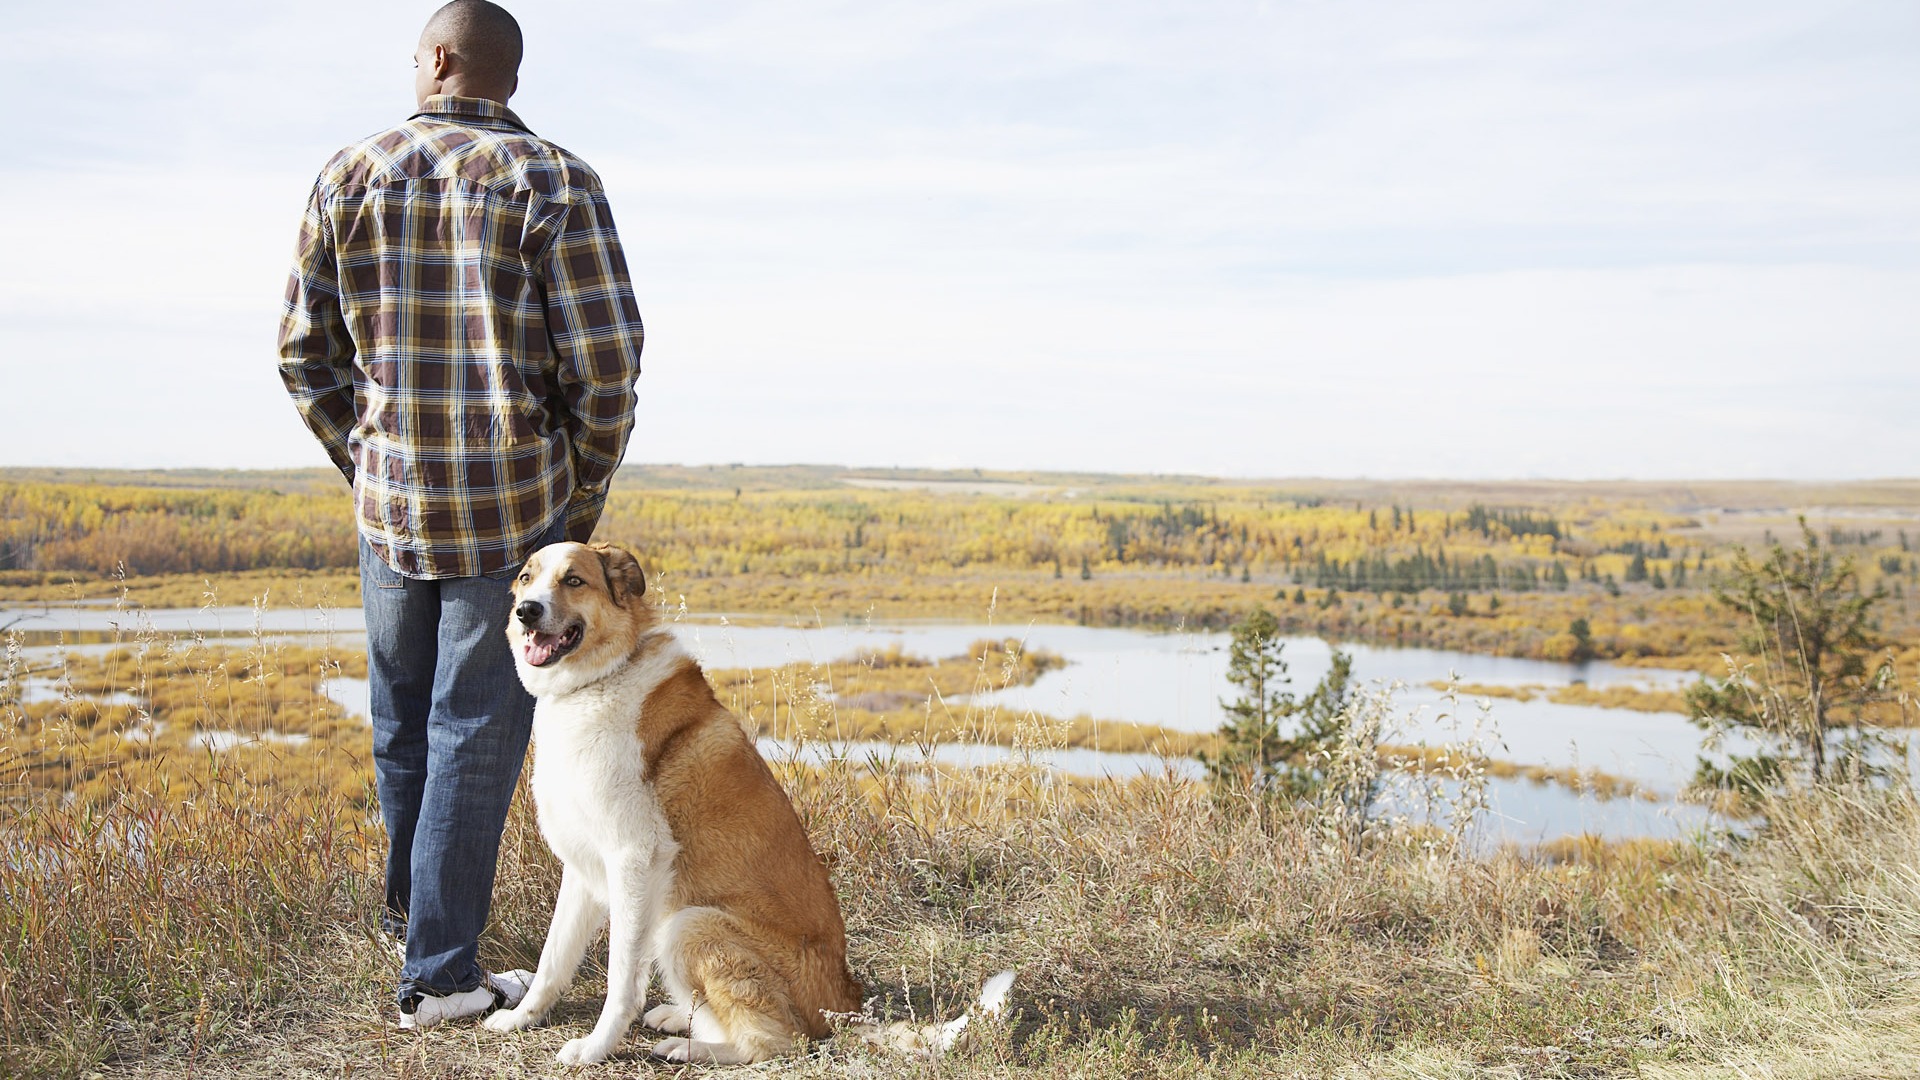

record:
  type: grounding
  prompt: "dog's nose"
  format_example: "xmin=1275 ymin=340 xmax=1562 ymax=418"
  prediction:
xmin=515 ymin=600 xmax=544 ymax=625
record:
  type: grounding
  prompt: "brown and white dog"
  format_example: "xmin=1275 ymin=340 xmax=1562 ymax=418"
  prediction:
xmin=485 ymin=541 xmax=1009 ymax=1065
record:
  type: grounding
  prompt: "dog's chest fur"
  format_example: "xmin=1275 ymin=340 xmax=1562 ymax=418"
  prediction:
xmin=527 ymin=637 xmax=685 ymax=890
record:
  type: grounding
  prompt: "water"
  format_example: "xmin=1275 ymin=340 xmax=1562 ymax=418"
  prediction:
xmin=3 ymin=604 xmax=364 ymax=637
xmin=664 ymin=620 xmax=1726 ymax=792
xmin=7 ymin=604 xmax=1748 ymax=843
xmin=189 ymin=729 xmax=311 ymax=751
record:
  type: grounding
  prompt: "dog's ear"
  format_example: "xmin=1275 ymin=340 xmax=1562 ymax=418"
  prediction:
xmin=589 ymin=542 xmax=646 ymax=607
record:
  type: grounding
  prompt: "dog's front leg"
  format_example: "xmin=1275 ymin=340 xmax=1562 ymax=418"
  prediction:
xmin=485 ymin=867 xmax=606 ymax=1033
xmin=556 ymin=852 xmax=666 ymax=1065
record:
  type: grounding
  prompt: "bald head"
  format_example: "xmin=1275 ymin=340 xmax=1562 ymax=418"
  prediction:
xmin=414 ymin=0 xmax=523 ymax=108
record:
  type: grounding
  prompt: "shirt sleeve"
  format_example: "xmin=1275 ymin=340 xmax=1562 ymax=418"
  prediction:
xmin=540 ymin=188 xmax=644 ymax=542
xmin=276 ymin=179 xmax=359 ymax=483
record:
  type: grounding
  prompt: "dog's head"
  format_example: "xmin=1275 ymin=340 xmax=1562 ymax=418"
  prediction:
xmin=507 ymin=541 xmax=652 ymax=697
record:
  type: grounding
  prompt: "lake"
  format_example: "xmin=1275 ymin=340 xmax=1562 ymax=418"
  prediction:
xmin=5 ymin=603 xmax=1742 ymax=845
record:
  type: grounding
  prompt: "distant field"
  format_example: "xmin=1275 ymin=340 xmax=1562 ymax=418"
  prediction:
xmin=5 ymin=465 xmax=1918 ymax=672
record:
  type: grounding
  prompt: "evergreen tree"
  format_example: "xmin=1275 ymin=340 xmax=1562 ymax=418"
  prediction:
xmin=1203 ymin=607 xmax=1290 ymax=799
xmin=1688 ymin=520 xmax=1893 ymax=790
xmin=1569 ymin=618 xmax=1594 ymax=662
xmin=1202 ymin=606 xmax=1356 ymax=806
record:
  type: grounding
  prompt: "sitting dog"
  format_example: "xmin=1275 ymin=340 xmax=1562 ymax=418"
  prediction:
xmin=486 ymin=541 xmax=1008 ymax=1064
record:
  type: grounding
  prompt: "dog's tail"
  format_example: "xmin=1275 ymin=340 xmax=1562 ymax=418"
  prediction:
xmin=850 ymin=970 xmax=1015 ymax=1057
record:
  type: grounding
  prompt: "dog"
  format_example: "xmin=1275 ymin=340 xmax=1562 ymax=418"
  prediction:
xmin=485 ymin=541 xmax=1010 ymax=1065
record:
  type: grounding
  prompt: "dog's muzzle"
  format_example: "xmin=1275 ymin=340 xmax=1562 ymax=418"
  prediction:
xmin=515 ymin=600 xmax=583 ymax=668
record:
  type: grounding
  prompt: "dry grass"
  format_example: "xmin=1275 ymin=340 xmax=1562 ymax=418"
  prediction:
xmin=8 ymin=615 xmax=1920 ymax=1078
xmin=18 ymin=751 xmax=1920 ymax=1078
xmin=1433 ymin=680 xmax=1696 ymax=717
xmin=703 ymin=637 xmax=1212 ymax=758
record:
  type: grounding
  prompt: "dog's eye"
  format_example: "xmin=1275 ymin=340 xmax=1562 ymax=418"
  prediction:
xmin=517 ymin=573 xmax=530 ymax=585
xmin=563 ymin=574 xmax=585 ymax=587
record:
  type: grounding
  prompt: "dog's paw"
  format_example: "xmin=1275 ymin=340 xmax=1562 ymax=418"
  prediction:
xmin=483 ymin=1006 xmax=541 ymax=1033
xmin=643 ymin=1003 xmax=691 ymax=1034
xmin=649 ymin=1037 xmax=692 ymax=1063
xmin=557 ymin=1034 xmax=617 ymax=1065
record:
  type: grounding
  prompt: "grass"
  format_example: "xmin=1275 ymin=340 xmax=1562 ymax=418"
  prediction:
xmin=11 ymin=738 xmax=1920 ymax=1077
xmin=7 ymin=601 xmax=1920 ymax=1076
xmin=701 ymin=635 xmax=1214 ymax=758
xmin=1435 ymin=680 xmax=1696 ymax=716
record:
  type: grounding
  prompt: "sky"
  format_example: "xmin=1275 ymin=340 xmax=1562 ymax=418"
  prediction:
xmin=1 ymin=0 xmax=1915 ymax=479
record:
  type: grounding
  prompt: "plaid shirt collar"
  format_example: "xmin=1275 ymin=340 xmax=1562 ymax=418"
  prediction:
xmin=410 ymin=94 xmax=533 ymax=134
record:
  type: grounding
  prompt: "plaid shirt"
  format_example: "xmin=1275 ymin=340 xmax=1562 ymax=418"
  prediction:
xmin=278 ymin=95 xmax=643 ymax=579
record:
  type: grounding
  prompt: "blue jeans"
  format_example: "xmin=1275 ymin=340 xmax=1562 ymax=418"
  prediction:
xmin=360 ymin=521 xmax=562 ymax=1003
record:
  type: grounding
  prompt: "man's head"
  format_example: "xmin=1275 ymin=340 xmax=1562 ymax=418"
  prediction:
xmin=414 ymin=0 xmax=523 ymax=109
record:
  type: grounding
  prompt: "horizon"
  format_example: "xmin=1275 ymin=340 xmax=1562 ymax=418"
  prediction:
xmin=8 ymin=461 xmax=1920 ymax=490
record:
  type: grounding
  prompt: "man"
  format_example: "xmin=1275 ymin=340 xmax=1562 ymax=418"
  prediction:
xmin=277 ymin=0 xmax=643 ymax=1030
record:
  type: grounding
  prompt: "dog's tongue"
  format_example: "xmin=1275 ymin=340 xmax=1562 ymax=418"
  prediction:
xmin=525 ymin=631 xmax=565 ymax=667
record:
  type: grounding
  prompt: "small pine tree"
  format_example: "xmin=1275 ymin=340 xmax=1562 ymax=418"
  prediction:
xmin=1203 ymin=607 xmax=1290 ymax=802
xmin=1569 ymin=618 xmax=1594 ymax=662
xmin=1202 ymin=606 xmax=1356 ymax=808
xmin=1689 ymin=521 xmax=1893 ymax=789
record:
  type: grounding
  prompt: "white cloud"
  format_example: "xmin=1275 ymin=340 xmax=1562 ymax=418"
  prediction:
xmin=0 ymin=0 xmax=1915 ymax=478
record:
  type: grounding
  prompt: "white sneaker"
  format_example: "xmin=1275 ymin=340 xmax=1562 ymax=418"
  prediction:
xmin=490 ymin=968 xmax=534 ymax=1009
xmin=398 ymin=985 xmax=494 ymax=1030
xmin=397 ymin=970 xmax=536 ymax=1030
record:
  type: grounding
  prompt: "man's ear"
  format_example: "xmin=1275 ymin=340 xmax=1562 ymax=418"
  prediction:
xmin=589 ymin=542 xmax=646 ymax=607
